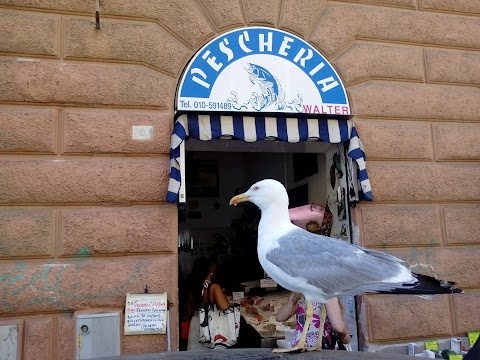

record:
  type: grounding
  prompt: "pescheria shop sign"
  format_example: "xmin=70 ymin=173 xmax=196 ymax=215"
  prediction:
xmin=177 ymin=27 xmax=350 ymax=115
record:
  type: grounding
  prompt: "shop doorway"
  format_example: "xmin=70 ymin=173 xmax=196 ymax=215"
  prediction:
xmin=177 ymin=138 xmax=359 ymax=350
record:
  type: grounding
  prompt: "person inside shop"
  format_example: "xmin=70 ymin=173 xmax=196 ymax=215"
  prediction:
xmin=275 ymin=292 xmax=351 ymax=350
xmin=187 ymin=256 xmax=239 ymax=350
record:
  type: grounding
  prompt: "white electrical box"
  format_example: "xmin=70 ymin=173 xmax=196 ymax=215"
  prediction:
xmin=76 ymin=313 xmax=120 ymax=359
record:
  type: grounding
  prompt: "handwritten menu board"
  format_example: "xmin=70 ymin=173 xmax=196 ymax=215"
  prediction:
xmin=124 ymin=293 xmax=167 ymax=335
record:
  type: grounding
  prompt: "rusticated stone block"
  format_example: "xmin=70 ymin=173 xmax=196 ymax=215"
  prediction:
xmin=100 ymin=0 xmax=213 ymax=47
xmin=280 ymin=0 xmax=326 ymax=37
xmin=122 ymin=333 xmax=168 ymax=355
xmin=444 ymin=206 xmax=480 ymax=245
xmin=311 ymin=2 xmax=480 ymax=56
xmin=354 ymin=119 xmax=433 ymax=160
xmin=361 ymin=205 xmax=441 ymax=247
xmin=0 ymin=59 xmax=173 ymax=107
xmin=420 ymin=0 xmax=480 ymax=15
xmin=348 ymin=81 xmax=480 ymax=120
xmin=452 ymin=291 xmax=480 ymax=334
xmin=435 ymin=123 xmax=480 ymax=160
xmin=0 ymin=158 xmax=169 ymax=204
xmin=0 ymin=0 xmax=92 ymax=12
xmin=61 ymin=206 xmax=177 ymax=256
xmin=244 ymin=0 xmax=280 ymax=25
xmin=24 ymin=318 xmax=52 ymax=360
xmin=63 ymin=109 xmax=171 ymax=154
xmin=384 ymin=247 xmax=480 ymax=289
xmin=0 ymin=10 xmax=58 ymax=57
xmin=65 ymin=18 xmax=189 ymax=76
xmin=0 ymin=108 xmax=56 ymax=153
xmin=0 ymin=209 xmax=54 ymax=258
xmin=56 ymin=314 xmax=75 ymax=360
xmin=427 ymin=50 xmax=480 ymax=86
xmin=367 ymin=162 xmax=480 ymax=202
xmin=0 ymin=256 xmax=176 ymax=314
xmin=0 ymin=0 xmax=214 ymax=47
xmin=334 ymin=42 xmax=424 ymax=84
xmin=366 ymin=294 xmax=452 ymax=341
xmin=199 ymin=0 xmax=243 ymax=29
xmin=345 ymin=0 xmax=416 ymax=7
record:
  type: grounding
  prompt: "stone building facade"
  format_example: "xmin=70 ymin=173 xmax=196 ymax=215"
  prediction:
xmin=0 ymin=0 xmax=479 ymax=358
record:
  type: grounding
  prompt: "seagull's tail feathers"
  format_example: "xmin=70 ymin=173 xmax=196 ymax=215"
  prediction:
xmin=374 ymin=273 xmax=463 ymax=295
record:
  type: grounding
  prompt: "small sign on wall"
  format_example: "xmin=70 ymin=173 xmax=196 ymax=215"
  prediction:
xmin=132 ymin=126 xmax=153 ymax=140
xmin=124 ymin=293 xmax=167 ymax=335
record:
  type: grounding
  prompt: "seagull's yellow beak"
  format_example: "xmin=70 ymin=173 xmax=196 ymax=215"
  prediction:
xmin=229 ymin=193 xmax=250 ymax=206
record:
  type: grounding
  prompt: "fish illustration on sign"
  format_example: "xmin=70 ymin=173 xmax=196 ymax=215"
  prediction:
xmin=227 ymin=63 xmax=303 ymax=112
xmin=246 ymin=63 xmax=285 ymax=110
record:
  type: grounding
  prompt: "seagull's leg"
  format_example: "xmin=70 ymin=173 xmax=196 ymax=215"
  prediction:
xmin=272 ymin=300 xmax=314 ymax=353
xmin=306 ymin=303 xmax=326 ymax=351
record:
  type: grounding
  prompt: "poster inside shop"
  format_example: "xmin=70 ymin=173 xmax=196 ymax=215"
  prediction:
xmin=177 ymin=27 xmax=350 ymax=115
xmin=124 ymin=293 xmax=168 ymax=335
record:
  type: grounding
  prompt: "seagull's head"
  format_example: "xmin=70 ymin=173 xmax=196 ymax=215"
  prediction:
xmin=229 ymin=179 xmax=289 ymax=211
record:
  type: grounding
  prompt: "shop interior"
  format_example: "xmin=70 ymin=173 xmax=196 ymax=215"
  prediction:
xmin=178 ymin=138 xmax=358 ymax=350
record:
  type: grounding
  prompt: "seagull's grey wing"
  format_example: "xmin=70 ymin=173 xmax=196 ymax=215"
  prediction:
xmin=266 ymin=228 xmax=413 ymax=296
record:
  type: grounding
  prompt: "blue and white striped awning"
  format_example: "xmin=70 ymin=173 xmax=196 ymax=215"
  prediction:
xmin=167 ymin=113 xmax=372 ymax=203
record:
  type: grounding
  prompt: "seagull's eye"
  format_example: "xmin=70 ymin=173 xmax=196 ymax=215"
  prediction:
xmin=253 ymin=186 xmax=259 ymax=191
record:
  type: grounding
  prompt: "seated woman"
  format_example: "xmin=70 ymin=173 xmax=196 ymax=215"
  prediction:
xmin=187 ymin=256 xmax=238 ymax=350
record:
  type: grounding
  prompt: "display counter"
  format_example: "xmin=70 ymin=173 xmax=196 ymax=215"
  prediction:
xmin=237 ymin=290 xmax=293 ymax=348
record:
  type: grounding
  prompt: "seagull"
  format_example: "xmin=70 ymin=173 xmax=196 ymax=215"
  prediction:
xmin=230 ymin=179 xmax=462 ymax=352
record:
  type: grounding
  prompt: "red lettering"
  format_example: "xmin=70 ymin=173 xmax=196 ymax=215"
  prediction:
xmin=326 ymin=105 xmax=333 ymax=114
xmin=342 ymin=106 xmax=349 ymax=114
xmin=134 ymin=301 xmax=149 ymax=307
xmin=334 ymin=106 xmax=341 ymax=115
xmin=313 ymin=105 xmax=320 ymax=113
xmin=303 ymin=104 xmax=312 ymax=113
